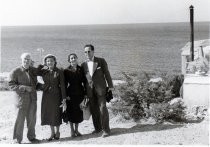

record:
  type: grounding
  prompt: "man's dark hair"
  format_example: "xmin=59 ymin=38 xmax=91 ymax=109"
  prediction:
xmin=84 ymin=44 xmax=94 ymax=51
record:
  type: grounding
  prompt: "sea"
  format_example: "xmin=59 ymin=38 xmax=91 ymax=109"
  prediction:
xmin=1 ymin=22 xmax=209 ymax=79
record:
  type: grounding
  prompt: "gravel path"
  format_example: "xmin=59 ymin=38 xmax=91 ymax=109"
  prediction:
xmin=0 ymin=91 xmax=209 ymax=145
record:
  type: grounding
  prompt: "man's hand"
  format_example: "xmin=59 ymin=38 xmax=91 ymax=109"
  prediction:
xmin=19 ymin=85 xmax=33 ymax=92
xmin=25 ymin=86 xmax=33 ymax=92
xmin=108 ymin=87 xmax=114 ymax=92
xmin=66 ymin=96 xmax=70 ymax=100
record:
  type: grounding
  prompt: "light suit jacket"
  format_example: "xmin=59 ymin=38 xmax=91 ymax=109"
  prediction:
xmin=8 ymin=66 xmax=38 ymax=108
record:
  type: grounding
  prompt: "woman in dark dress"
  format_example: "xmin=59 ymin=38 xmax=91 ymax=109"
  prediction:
xmin=38 ymin=54 xmax=66 ymax=141
xmin=64 ymin=53 xmax=86 ymax=137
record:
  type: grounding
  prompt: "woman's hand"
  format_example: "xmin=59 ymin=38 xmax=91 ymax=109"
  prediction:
xmin=108 ymin=87 xmax=114 ymax=92
xmin=80 ymin=96 xmax=89 ymax=109
xmin=84 ymin=95 xmax=89 ymax=106
xmin=60 ymin=99 xmax=67 ymax=111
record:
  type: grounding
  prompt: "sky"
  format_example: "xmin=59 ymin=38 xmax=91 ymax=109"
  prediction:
xmin=0 ymin=0 xmax=209 ymax=26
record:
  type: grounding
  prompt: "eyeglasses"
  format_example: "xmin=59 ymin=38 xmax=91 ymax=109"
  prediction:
xmin=84 ymin=51 xmax=91 ymax=53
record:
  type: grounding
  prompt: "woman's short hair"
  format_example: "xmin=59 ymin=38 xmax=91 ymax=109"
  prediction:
xmin=84 ymin=44 xmax=94 ymax=51
xmin=43 ymin=54 xmax=57 ymax=66
xmin=68 ymin=53 xmax=78 ymax=63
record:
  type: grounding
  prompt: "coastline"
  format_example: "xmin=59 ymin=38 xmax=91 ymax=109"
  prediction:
xmin=0 ymin=72 xmax=125 ymax=91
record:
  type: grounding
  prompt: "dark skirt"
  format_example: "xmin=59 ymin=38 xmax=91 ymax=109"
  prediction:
xmin=41 ymin=91 xmax=62 ymax=126
xmin=66 ymin=95 xmax=84 ymax=123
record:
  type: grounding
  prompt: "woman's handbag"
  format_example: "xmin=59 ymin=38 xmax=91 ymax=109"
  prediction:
xmin=80 ymin=98 xmax=91 ymax=120
xmin=60 ymin=99 xmax=68 ymax=123
xmin=61 ymin=110 xmax=68 ymax=123
xmin=82 ymin=104 xmax=91 ymax=120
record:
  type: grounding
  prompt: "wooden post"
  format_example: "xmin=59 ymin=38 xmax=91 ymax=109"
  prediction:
xmin=190 ymin=5 xmax=194 ymax=61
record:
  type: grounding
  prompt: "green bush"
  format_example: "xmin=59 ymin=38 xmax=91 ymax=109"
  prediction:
xmin=0 ymin=81 xmax=10 ymax=91
xmin=161 ymin=74 xmax=184 ymax=98
xmin=109 ymin=97 xmax=131 ymax=120
xmin=111 ymin=71 xmax=186 ymax=122
xmin=148 ymin=100 xmax=186 ymax=123
xmin=0 ymin=75 xmax=10 ymax=91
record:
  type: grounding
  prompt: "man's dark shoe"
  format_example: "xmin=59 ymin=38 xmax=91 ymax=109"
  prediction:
xmin=54 ymin=132 xmax=60 ymax=140
xmin=71 ymin=133 xmax=76 ymax=138
xmin=48 ymin=134 xmax=56 ymax=141
xmin=29 ymin=138 xmax=40 ymax=144
xmin=102 ymin=131 xmax=110 ymax=138
xmin=91 ymin=130 xmax=102 ymax=134
xmin=13 ymin=139 xmax=21 ymax=144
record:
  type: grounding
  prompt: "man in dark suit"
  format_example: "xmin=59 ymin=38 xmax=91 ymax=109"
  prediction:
xmin=81 ymin=44 xmax=114 ymax=137
xmin=9 ymin=53 xmax=40 ymax=144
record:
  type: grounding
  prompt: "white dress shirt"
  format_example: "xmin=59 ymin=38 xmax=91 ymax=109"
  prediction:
xmin=87 ymin=56 xmax=94 ymax=77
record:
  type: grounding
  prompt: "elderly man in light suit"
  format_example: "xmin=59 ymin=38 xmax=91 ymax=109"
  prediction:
xmin=9 ymin=53 xmax=39 ymax=144
xmin=81 ymin=44 xmax=114 ymax=137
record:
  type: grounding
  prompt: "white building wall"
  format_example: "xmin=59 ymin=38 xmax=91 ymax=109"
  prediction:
xmin=183 ymin=74 xmax=210 ymax=109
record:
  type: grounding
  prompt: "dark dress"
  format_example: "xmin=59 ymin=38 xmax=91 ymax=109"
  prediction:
xmin=38 ymin=66 xmax=66 ymax=126
xmin=64 ymin=65 xmax=86 ymax=123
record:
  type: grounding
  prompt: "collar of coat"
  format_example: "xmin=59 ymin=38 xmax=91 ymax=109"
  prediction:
xmin=67 ymin=65 xmax=80 ymax=72
xmin=84 ymin=56 xmax=99 ymax=76
xmin=21 ymin=66 xmax=30 ymax=72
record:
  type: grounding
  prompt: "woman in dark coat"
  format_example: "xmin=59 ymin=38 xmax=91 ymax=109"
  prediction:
xmin=64 ymin=53 xmax=86 ymax=137
xmin=38 ymin=54 xmax=66 ymax=141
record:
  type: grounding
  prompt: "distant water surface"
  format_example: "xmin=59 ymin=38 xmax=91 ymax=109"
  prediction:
xmin=1 ymin=22 xmax=209 ymax=78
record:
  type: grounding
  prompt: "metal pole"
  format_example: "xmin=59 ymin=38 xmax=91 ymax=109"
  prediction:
xmin=37 ymin=48 xmax=44 ymax=63
xmin=199 ymin=46 xmax=204 ymax=57
xmin=190 ymin=5 xmax=194 ymax=61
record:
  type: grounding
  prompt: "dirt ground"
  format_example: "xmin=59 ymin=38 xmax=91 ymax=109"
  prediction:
xmin=0 ymin=91 xmax=209 ymax=145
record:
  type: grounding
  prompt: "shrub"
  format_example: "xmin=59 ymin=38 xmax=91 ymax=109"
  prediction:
xmin=166 ymin=98 xmax=186 ymax=122
xmin=148 ymin=99 xmax=186 ymax=123
xmin=0 ymin=81 xmax=10 ymax=91
xmin=109 ymin=97 xmax=131 ymax=120
xmin=111 ymin=71 xmax=186 ymax=122
xmin=148 ymin=103 xmax=169 ymax=123
xmin=112 ymin=72 xmax=150 ymax=121
xmin=162 ymin=74 xmax=184 ymax=98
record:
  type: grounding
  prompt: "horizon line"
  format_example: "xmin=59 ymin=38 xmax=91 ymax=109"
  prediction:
xmin=1 ymin=21 xmax=209 ymax=27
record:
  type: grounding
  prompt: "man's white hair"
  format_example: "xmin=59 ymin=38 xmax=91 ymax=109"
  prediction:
xmin=20 ymin=53 xmax=31 ymax=59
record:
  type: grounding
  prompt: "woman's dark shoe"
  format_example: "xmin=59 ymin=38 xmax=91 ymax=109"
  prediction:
xmin=75 ymin=131 xmax=82 ymax=137
xmin=48 ymin=134 xmax=55 ymax=141
xmin=54 ymin=132 xmax=60 ymax=140
xmin=102 ymin=131 xmax=110 ymax=138
xmin=91 ymin=130 xmax=101 ymax=134
xmin=70 ymin=130 xmax=76 ymax=138
xmin=71 ymin=133 xmax=76 ymax=138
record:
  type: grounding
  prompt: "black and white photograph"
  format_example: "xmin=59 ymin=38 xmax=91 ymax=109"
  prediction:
xmin=0 ymin=0 xmax=209 ymax=145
